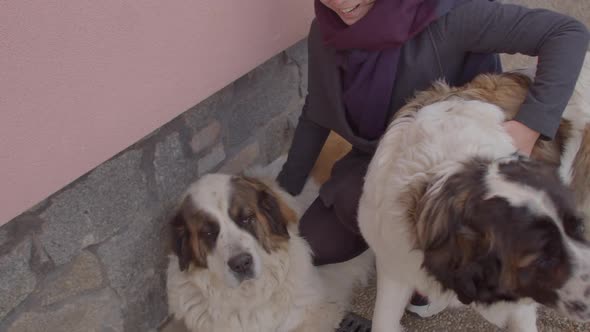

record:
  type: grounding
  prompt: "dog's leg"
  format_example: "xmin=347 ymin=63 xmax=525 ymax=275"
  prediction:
xmin=372 ymin=257 xmax=413 ymax=332
xmin=506 ymin=303 xmax=538 ymax=332
xmin=476 ymin=302 xmax=538 ymax=332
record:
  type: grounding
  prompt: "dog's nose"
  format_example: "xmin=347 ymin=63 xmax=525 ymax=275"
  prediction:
xmin=228 ymin=253 xmax=253 ymax=275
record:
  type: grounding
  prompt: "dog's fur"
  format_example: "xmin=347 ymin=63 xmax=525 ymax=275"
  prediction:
xmin=166 ymin=132 xmax=370 ymax=332
xmin=359 ymin=53 xmax=590 ymax=332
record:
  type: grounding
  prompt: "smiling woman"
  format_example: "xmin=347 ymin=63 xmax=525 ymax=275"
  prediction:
xmin=319 ymin=0 xmax=376 ymax=25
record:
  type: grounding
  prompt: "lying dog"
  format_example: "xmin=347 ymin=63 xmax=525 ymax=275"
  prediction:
xmin=359 ymin=53 xmax=590 ymax=332
xmin=166 ymin=132 xmax=371 ymax=332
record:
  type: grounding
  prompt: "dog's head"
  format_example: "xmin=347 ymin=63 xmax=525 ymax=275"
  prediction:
xmin=417 ymin=155 xmax=590 ymax=321
xmin=169 ymin=174 xmax=297 ymax=288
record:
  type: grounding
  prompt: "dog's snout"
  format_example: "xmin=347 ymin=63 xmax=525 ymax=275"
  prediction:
xmin=228 ymin=253 xmax=253 ymax=275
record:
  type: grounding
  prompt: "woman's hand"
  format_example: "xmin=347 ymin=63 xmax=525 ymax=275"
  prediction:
xmin=503 ymin=120 xmax=541 ymax=156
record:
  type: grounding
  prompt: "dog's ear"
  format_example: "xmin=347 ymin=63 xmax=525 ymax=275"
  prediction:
xmin=421 ymin=196 xmax=511 ymax=305
xmin=423 ymin=223 xmax=480 ymax=303
xmin=423 ymin=228 xmax=503 ymax=305
xmin=258 ymin=188 xmax=291 ymax=239
xmin=237 ymin=175 xmax=295 ymax=239
xmin=170 ymin=211 xmax=193 ymax=271
xmin=454 ymin=253 xmax=503 ymax=304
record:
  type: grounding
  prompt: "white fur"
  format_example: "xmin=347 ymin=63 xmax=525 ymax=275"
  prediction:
xmin=167 ymin=159 xmax=373 ymax=332
xmin=361 ymin=99 xmax=532 ymax=332
xmin=558 ymin=53 xmax=590 ymax=185
xmin=359 ymin=60 xmax=590 ymax=332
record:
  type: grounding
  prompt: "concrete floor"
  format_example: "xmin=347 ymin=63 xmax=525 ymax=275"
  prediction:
xmin=161 ymin=1 xmax=590 ymax=331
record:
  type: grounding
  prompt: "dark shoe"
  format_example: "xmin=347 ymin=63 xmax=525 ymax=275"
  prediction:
xmin=410 ymin=292 xmax=430 ymax=306
xmin=337 ymin=312 xmax=372 ymax=332
xmin=405 ymin=291 xmax=448 ymax=318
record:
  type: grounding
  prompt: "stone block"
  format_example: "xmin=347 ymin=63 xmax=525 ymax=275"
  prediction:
xmin=38 ymin=251 xmax=103 ymax=306
xmin=183 ymin=83 xmax=236 ymax=134
xmin=29 ymin=236 xmax=54 ymax=276
xmin=220 ymin=142 xmax=260 ymax=174
xmin=259 ymin=113 xmax=296 ymax=164
xmin=222 ymin=55 xmax=301 ymax=150
xmin=287 ymin=109 xmax=301 ymax=129
xmin=160 ymin=319 xmax=189 ymax=332
xmin=96 ymin=209 xmax=168 ymax=331
xmin=190 ymin=120 xmax=221 ymax=154
xmin=0 ymin=229 xmax=7 ymax=247
xmin=6 ymin=289 xmax=123 ymax=332
xmin=197 ymin=144 xmax=226 ymax=176
xmin=39 ymin=150 xmax=156 ymax=265
xmin=154 ymin=133 xmax=199 ymax=208
xmin=285 ymin=38 xmax=309 ymax=96
xmin=0 ymin=239 xmax=36 ymax=319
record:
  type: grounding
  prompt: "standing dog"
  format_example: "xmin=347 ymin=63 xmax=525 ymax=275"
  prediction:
xmin=166 ymin=132 xmax=371 ymax=332
xmin=359 ymin=53 xmax=590 ymax=332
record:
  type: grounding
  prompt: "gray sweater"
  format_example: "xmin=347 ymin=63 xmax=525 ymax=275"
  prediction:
xmin=278 ymin=0 xmax=589 ymax=196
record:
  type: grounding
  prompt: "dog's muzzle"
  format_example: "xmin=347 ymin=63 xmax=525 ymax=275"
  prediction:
xmin=228 ymin=252 xmax=254 ymax=281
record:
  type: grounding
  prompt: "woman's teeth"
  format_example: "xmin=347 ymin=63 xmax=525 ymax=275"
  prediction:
xmin=341 ymin=4 xmax=360 ymax=14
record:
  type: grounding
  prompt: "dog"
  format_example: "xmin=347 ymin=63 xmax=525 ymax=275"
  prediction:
xmin=165 ymin=132 xmax=370 ymax=332
xmin=359 ymin=52 xmax=590 ymax=332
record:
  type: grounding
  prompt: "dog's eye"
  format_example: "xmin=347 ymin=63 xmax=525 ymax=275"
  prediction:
xmin=200 ymin=223 xmax=219 ymax=238
xmin=241 ymin=215 xmax=256 ymax=225
xmin=204 ymin=230 xmax=217 ymax=237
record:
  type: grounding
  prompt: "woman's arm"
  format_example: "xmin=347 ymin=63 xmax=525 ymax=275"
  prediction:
xmin=277 ymin=97 xmax=330 ymax=195
xmin=444 ymin=0 xmax=589 ymax=140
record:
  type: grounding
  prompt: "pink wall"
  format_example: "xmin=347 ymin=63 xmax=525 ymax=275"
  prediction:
xmin=0 ymin=0 xmax=314 ymax=226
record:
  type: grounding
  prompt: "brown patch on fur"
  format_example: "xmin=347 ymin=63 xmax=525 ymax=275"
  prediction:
xmin=531 ymin=119 xmax=573 ymax=166
xmin=170 ymin=197 xmax=220 ymax=271
xmin=409 ymin=157 xmax=573 ymax=306
xmin=571 ymin=125 xmax=590 ymax=210
xmin=395 ymin=72 xmax=531 ymax=122
xmin=309 ymin=131 xmax=352 ymax=185
xmin=229 ymin=176 xmax=296 ymax=252
xmin=395 ymin=72 xmax=570 ymax=166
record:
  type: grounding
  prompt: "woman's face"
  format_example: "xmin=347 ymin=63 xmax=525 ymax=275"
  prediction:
xmin=319 ymin=0 xmax=376 ymax=26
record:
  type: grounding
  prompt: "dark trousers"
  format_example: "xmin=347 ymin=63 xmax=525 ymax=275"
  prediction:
xmin=299 ymin=150 xmax=370 ymax=266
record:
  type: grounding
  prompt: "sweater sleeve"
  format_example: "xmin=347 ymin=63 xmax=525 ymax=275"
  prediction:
xmin=276 ymin=96 xmax=330 ymax=195
xmin=443 ymin=0 xmax=589 ymax=139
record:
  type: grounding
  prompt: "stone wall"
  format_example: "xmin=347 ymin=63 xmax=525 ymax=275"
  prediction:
xmin=0 ymin=39 xmax=308 ymax=332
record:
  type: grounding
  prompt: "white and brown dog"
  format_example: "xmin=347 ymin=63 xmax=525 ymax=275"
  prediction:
xmin=359 ymin=53 xmax=590 ymax=332
xmin=166 ymin=132 xmax=371 ymax=332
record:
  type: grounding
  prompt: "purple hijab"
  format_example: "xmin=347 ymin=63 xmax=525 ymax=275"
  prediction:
xmin=315 ymin=0 xmax=456 ymax=140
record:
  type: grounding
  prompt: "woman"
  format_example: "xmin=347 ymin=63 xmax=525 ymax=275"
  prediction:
xmin=276 ymin=0 xmax=589 ymax=318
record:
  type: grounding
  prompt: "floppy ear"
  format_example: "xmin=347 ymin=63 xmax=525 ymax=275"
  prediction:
xmin=423 ymin=230 xmax=503 ymax=305
xmin=170 ymin=211 xmax=193 ymax=271
xmin=423 ymin=196 xmax=516 ymax=305
xmin=258 ymin=188 xmax=291 ymax=239
xmin=454 ymin=254 xmax=504 ymax=304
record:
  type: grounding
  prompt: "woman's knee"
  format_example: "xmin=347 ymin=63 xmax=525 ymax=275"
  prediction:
xmin=298 ymin=198 xmax=368 ymax=266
